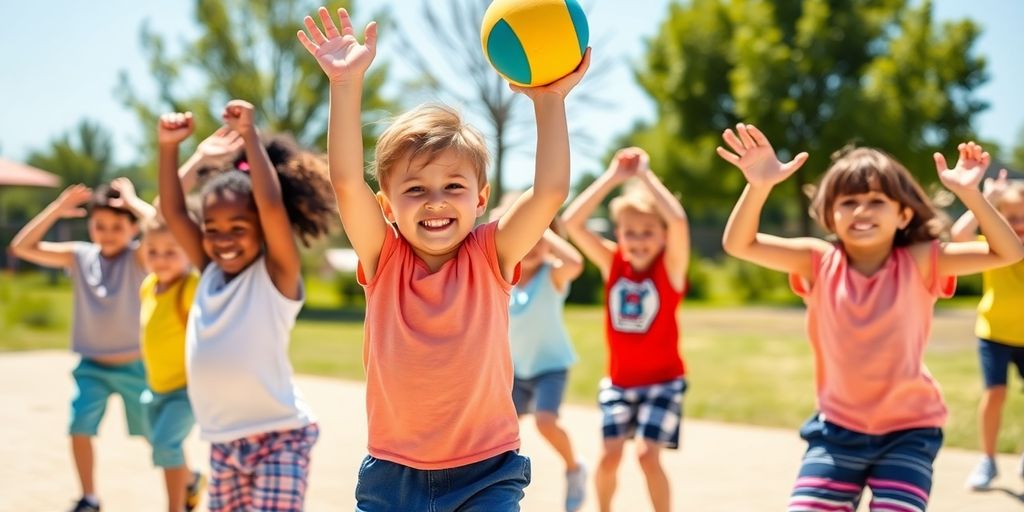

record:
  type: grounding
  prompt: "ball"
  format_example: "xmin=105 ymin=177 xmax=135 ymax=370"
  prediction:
xmin=481 ymin=0 xmax=589 ymax=87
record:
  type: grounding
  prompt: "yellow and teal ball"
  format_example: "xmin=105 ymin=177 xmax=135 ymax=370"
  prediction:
xmin=481 ymin=0 xmax=589 ymax=87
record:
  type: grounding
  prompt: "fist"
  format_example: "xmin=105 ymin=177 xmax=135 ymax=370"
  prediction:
xmin=222 ymin=100 xmax=256 ymax=135
xmin=158 ymin=112 xmax=195 ymax=145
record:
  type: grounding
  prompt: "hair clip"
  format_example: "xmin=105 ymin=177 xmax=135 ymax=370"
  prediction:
xmin=236 ymin=161 xmax=250 ymax=172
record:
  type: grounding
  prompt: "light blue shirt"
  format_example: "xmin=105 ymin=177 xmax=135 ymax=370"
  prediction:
xmin=509 ymin=263 xmax=577 ymax=379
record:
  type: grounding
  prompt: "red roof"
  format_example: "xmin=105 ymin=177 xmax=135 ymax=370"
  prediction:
xmin=0 ymin=158 xmax=61 ymax=187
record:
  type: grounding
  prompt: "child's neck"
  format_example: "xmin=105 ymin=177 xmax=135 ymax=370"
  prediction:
xmin=843 ymin=241 xmax=895 ymax=277
xmin=155 ymin=273 xmax=187 ymax=293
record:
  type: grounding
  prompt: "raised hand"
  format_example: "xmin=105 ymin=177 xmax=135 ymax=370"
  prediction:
xmin=54 ymin=184 xmax=93 ymax=218
xmin=983 ymin=168 xmax=1009 ymax=202
xmin=221 ymin=100 xmax=256 ymax=136
xmin=934 ymin=141 xmax=990 ymax=193
xmin=510 ymin=48 xmax=591 ymax=100
xmin=297 ymin=7 xmax=377 ymax=84
xmin=107 ymin=177 xmax=138 ymax=209
xmin=158 ymin=112 xmax=195 ymax=146
xmin=606 ymin=147 xmax=643 ymax=183
xmin=716 ymin=124 xmax=808 ymax=189
xmin=197 ymin=126 xmax=244 ymax=166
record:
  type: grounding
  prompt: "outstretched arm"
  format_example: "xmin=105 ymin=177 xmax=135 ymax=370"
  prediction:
xmin=299 ymin=6 xmax=388 ymax=279
xmin=9 ymin=184 xmax=92 ymax=268
xmin=544 ymin=229 xmax=584 ymax=292
xmin=718 ymin=124 xmax=829 ymax=281
xmin=157 ymin=112 xmax=208 ymax=270
xmin=561 ymin=148 xmax=638 ymax=279
xmin=496 ymin=50 xmax=591 ymax=282
xmin=950 ymin=168 xmax=1008 ymax=242
xmin=178 ymin=126 xmax=245 ymax=192
xmin=107 ymin=177 xmax=156 ymax=267
xmin=635 ymin=150 xmax=689 ymax=292
xmin=931 ymin=143 xmax=1024 ymax=276
xmin=221 ymin=100 xmax=302 ymax=299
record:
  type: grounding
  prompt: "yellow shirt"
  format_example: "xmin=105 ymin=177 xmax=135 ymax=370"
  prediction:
xmin=976 ymin=257 xmax=1024 ymax=346
xmin=139 ymin=272 xmax=198 ymax=393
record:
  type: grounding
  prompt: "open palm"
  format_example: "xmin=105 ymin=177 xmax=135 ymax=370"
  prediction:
xmin=197 ymin=126 xmax=244 ymax=166
xmin=934 ymin=141 xmax=989 ymax=192
xmin=298 ymin=7 xmax=377 ymax=84
xmin=716 ymin=124 xmax=808 ymax=188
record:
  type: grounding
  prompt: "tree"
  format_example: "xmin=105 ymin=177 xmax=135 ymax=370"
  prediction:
xmin=25 ymin=120 xmax=122 ymax=188
xmin=118 ymin=0 xmax=395 ymax=161
xmin=628 ymin=0 xmax=988 ymax=233
xmin=394 ymin=0 xmax=608 ymax=208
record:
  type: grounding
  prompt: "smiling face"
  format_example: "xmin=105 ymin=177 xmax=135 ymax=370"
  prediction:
xmin=614 ymin=208 xmax=667 ymax=272
xmin=201 ymin=190 xmax=264 ymax=277
xmin=829 ymin=190 xmax=911 ymax=250
xmin=142 ymin=229 xmax=190 ymax=285
xmin=87 ymin=208 xmax=138 ymax=257
xmin=378 ymin=149 xmax=489 ymax=269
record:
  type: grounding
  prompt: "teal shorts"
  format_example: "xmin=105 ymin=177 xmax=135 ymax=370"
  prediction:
xmin=69 ymin=358 xmax=148 ymax=438
xmin=141 ymin=387 xmax=195 ymax=468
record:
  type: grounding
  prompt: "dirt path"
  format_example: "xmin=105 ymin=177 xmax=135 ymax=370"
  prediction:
xmin=2 ymin=351 xmax=1020 ymax=511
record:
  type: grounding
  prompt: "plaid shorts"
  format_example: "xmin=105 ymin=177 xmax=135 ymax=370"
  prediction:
xmin=208 ymin=423 xmax=319 ymax=512
xmin=598 ymin=377 xmax=686 ymax=449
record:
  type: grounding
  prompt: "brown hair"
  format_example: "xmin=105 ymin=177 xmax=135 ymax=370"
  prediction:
xmin=373 ymin=104 xmax=489 ymax=192
xmin=809 ymin=147 xmax=948 ymax=246
xmin=88 ymin=183 xmax=137 ymax=222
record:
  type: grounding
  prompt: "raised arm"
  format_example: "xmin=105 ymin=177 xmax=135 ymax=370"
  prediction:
xmin=157 ymin=112 xmax=208 ymax=270
xmin=718 ymin=124 xmax=828 ymax=281
xmin=299 ymin=6 xmax=388 ymax=278
xmin=544 ymin=229 xmax=584 ymax=292
xmin=178 ymin=126 xmax=245 ymax=192
xmin=931 ymin=143 xmax=1024 ymax=276
xmin=495 ymin=50 xmax=591 ymax=281
xmin=106 ymin=177 xmax=157 ymax=267
xmin=561 ymin=149 xmax=636 ymax=279
xmin=221 ymin=100 xmax=302 ymax=299
xmin=950 ymin=168 xmax=1008 ymax=242
xmin=635 ymin=150 xmax=689 ymax=291
xmin=9 ymin=184 xmax=92 ymax=268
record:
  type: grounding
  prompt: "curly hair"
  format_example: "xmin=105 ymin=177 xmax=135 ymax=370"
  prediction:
xmin=808 ymin=146 xmax=948 ymax=246
xmin=199 ymin=134 xmax=336 ymax=247
xmin=88 ymin=183 xmax=137 ymax=222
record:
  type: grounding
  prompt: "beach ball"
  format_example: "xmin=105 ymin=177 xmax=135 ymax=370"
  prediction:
xmin=481 ymin=0 xmax=589 ymax=87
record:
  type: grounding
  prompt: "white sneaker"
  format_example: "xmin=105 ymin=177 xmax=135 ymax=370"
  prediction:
xmin=966 ymin=457 xmax=998 ymax=491
xmin=566 ymin=461 xmax=587 ymax=512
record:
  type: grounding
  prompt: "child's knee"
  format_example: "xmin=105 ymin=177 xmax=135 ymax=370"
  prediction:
xmin=598 ymin=440 xmax=625 ymax=469
xmin=636 ymin=444 xmax=662 ymax=472
xmin=982 ymin=386 xmax=1008 ymax=404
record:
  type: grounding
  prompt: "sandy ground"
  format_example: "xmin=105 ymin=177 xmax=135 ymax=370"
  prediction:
xmin=2 ymin=350 xmax=1021 ymax=511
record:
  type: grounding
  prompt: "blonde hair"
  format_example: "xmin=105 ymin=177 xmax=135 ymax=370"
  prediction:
xmin=373 ymin=104 xmax=490 ymax=192
xmin=140 ymin=213 xmax=171 ymax=237
xmin=992 ymin=180 xmax=1024 ymax=211
xmin=609 ymin=181 xmax=661 ymax=226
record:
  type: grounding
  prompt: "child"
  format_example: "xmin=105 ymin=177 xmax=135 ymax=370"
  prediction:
xmin=138 ymin=214 xmax=205 ymax=512
xmin=508 ymin=220 xmax=587 ymax=512
xmin=951 ymin=169 xmax=1024 ymax=490
xmin=561 ymin=147 xmax=690 ymax=512
xmin=716 ymin=125 xmax=1024 ymax=511
xmin=157 ymin=100 xmax=335 ymax=511
xmin=10 ymin=178 xmax=155 ymax=512
xmin=297 ymin=6 xmax=588 ymax=510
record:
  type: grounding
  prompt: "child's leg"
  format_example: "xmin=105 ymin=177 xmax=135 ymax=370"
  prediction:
xmin=532 ymin=370 xmax=579 ymax=470
xmin=70 ymin=436 xmax=97 ymax=497
xmin=69 ymin=360 xmax=114 ymax=499
xmin=208 ymin=439 xmax=252 ymax=512
xmin=595 ymin=438 xmax=625 ymax=512
xmin=145 ymin=388 xmax=197 ymax=512
xmin=633 ymin=378 xmax=684 ymax=512
xmin=111 ymin=360 xmax=150 ymax=439
xmin=251 ymin=424 xmax=319 ymax=511
xmin=635 ymin=440 xmax=669 ymax=512
xmin=977 ymin=339 xmax=1012 ymax=458
xmin=788 ymin=417 xmax=868 ymax=511
xmin=866 ymin=428 xmax=943 ymax=511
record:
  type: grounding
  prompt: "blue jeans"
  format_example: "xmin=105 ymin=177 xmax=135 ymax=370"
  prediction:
xmin=978 ymin=338 xmax=1024 ymax=388
xmin=354 ymin=451 xmax=530 ymax=511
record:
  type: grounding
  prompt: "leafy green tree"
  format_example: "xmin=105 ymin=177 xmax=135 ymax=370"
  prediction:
xmin=26 ymin=120 xmax=121 ymax=187
xmin=118 ymin=0 xmax=395 ymax=161
xmin=629 ymin=0 xmax=988 ymax=233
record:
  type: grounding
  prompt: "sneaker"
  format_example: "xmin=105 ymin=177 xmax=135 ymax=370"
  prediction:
xmin=966 ymin=457 xmax=998 ymax=491
xmin=185 ymin=471 xmax=207 ymax=512
xmin=69 ymin=497 xmax=100 ymax=512
xmin=566 ymin=461 xmax=587 ymax=512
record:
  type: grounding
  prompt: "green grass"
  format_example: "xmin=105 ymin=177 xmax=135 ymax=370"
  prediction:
xmin=2 ymin=272 xmax=1022 ymax=453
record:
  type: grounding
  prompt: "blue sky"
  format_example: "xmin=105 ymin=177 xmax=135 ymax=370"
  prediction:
xmin=1 ymin=0 xmax=1021 ymax=189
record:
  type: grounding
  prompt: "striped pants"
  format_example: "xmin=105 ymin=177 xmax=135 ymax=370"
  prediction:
xmin=788 ymin=416 xmax=942 ymax=512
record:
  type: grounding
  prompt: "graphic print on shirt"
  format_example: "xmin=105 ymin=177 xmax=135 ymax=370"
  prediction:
xmin=609 ymin=277 xmax=660 ymax=333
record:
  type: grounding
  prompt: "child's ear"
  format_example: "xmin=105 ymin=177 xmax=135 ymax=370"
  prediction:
xmin=899 ymin=206 xmax=913 ymax=229
xmin=376 ymin=191 xmax=396 ymax=223
xmin=476 ymin=183 xmax=491 ymax=218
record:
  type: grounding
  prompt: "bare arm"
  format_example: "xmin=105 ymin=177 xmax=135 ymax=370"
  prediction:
xmin=8 ymin=184 xmax=92 ymax=268
xmin=300 ymin=7 xmax=388 ymax=278
xmin=544 ymin=229 xmax=584 ymax=292
xmin=718 ymin=124 xmax=828 ymax=281
xmin=950 ymin=168 xmax=1008 ymax=243
xmin=496 ymin=50 xmax=591 ymax=281
xmin=157 ymin=112 xmax=209 ymax=270
xmin=178 ymin=126 xmax=245 ymax=192
xmin=635 ymin=156 xmax=689 ymax=291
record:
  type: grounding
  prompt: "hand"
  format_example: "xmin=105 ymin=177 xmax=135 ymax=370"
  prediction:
xmin=982 ymin=168 xmax=1009 ymax=202
xmin=158 ymin=112 xmax=195 ymax=146
xmin=53 ymin=184 xmax=92 ymax=218
xmin=221 ymin=100 xmax=256 ymax=136
xmin=297 ymin=7 xmax=377 ymax=85
xmin=934 ymin=141 xmax=990 ymax=193
xmin=107 ymin=177 xmax=138 ymax=210
xmin=196 ymin=126 xmax=244 ymax=166
xmin=510 ymin=48 xmax=591 ymax=100
xmin=716 ymin=123 xmax=808 ymax=189
xmin=606 ymin=147 xmax=644 ymax=183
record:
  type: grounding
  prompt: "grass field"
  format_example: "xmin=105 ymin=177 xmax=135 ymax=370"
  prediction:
xmin=2 ymin=271 xmax=1022 ymax=454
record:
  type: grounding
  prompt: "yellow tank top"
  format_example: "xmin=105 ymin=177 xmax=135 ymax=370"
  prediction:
xmin=139 ymin=272 xmax=198 ymax=392
xmin=976 ymin=256 xmax=1024 ymax=346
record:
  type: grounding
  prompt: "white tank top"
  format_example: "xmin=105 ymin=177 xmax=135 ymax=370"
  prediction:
xmin=185 ymin=256 xmax=314 ymax=442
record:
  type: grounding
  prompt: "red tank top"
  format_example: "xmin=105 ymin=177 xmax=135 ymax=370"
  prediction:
xmin=604 ymin=249 xmax=685 ymax=387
